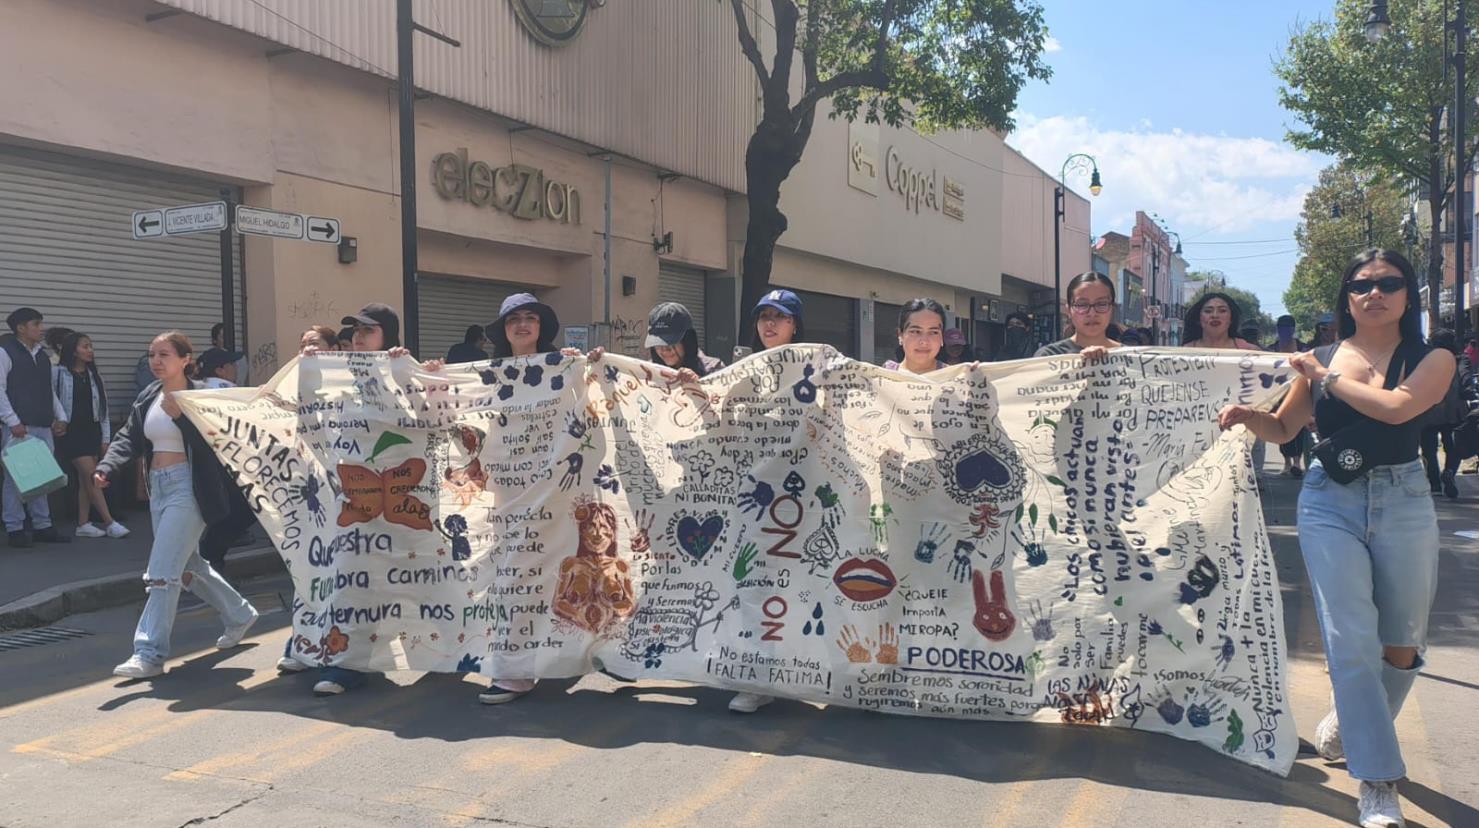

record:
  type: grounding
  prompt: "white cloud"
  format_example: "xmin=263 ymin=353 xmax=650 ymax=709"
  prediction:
xmin=1007 ymin=114 xmax=1326 ymax=237
xmin=1043 ymin=36 xmax=1062 ymax=53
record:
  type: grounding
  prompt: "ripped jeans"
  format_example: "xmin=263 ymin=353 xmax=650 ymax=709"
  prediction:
xmin=133 ymin=464 xmax=255 ymax=665
xmin=1298 ymin=459 xmax=1439 ymax=781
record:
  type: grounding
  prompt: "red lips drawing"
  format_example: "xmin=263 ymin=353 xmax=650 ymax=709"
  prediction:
xmin=833 ymin=558 xmax=898 ymax=602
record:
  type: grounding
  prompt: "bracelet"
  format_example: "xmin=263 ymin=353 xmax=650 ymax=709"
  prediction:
xmin=1318 ymin=370 xmax=1342 ymax=396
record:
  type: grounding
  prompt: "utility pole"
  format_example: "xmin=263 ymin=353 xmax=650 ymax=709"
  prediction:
xmin=1455 ymin=0 xmax=1469 ymax=342
xmin=396 ymin=0 xmax=460 ymax=357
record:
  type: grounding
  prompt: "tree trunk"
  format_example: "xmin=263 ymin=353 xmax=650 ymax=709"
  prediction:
xmin=737 ymin=121 xmax=809 ymax=348
xmin=1428 ymin=172 xmax=1445 ymax=328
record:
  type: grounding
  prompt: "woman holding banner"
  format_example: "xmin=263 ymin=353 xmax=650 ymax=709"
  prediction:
xmin=96 ymin=332 xmax=259 ymax=679
xmin=1218 ymin=249 xmax=1453 ymax=828
xmin=883 ymin=299 xmax=948 ymax=374
xmin=1033 ymin=273 xmax=1120 ymax=364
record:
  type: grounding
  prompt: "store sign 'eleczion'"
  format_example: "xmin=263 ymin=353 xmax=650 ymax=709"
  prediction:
xmin=431 ymin=148 xmax=581 ymax=225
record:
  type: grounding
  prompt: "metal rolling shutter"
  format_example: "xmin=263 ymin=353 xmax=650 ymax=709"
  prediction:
xmin=417 ymin=275 xmax=518 ymax=362
xmin=657 ymin=263 xmax=708 ymax=346
xmin=0 ymin=145 xmax=243 ymax=419
xmin=873 ymin=301 xmax=902 ymax=364
xmin=791 ymin=288 xmax=858 ymax=359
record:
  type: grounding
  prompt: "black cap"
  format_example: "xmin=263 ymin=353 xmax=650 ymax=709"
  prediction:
xmin=198 ymin=347 xmax=243 ymax=377
xmin=341 ymin=303 xmax=401 ymax=348
xmin=645 ymin=302 xmax=694 ymax=348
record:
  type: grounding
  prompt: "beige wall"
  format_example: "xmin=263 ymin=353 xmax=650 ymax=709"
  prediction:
xmin=0 ymin=0 xmax=731 ymax=367
xmin=1000 ymin=146 xmax=1092 ymax=294
xmin=777 ymin=116 xmax=1004 ymax=300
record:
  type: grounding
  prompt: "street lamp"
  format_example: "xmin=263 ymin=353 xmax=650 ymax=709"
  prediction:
xmin=1054 ymin=153 xmax=1103 ymax=339
xmin=1331 ymin=183 xmax=1375 ymax=246
xmin=1365 ymin=0 xmax=1392 ymax=44
xmin=1367 ymin=0 xmax=1467 ymax=342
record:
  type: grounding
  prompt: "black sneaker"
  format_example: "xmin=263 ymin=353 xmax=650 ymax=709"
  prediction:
xmin=32 ymin=527 xmax=67 ymax=543
xmin=7 ymin=530 xmax=31 ymax=548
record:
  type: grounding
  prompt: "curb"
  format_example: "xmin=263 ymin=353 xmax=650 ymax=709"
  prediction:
xmin=0 ymin=545 xmax=285 ymax=632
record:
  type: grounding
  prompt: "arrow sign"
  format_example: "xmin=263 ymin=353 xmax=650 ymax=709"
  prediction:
xmin=132 ymin=209 xmax=164 ymax=240
xmin=306 ymin=216 xmax=341 ymax=244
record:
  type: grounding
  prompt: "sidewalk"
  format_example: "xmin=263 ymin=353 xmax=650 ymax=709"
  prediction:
xmin=0 ymin=505 xmax=282 ymax=630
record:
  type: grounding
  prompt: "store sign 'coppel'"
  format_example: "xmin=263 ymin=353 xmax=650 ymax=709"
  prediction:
xmin=884 ymin=147 xmax=965 ymax=220
xmin=431 ymin=148 xmax=581 ymax=225
xmin=510 ymin=0 xmax=604 ymax=47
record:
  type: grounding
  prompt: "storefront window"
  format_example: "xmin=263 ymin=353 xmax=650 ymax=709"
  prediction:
xmin=873 ymin=302 xmax=902 ymax=364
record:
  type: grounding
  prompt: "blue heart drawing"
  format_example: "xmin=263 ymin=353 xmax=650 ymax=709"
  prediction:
xmin=676 ymin=514 xmax=724 ymax=562
xmin=955 ymin=450 xmax=1011 ymax=492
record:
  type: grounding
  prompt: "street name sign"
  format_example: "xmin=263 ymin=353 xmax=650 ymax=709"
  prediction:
xmin=236 ymin=205 xmax=305 ymax=240
xmin=306 ymin=216 xmax=341 ymax=244
xmin=164 ymin=202 xmax=228 ymax=235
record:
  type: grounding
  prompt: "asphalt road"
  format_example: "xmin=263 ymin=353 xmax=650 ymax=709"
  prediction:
xmin=1 ymin=474 xmax=1476 ymax=828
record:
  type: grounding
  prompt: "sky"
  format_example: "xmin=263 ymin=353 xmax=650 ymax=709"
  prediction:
xmin=1006 ymin=0 xmax=1344 ymax=318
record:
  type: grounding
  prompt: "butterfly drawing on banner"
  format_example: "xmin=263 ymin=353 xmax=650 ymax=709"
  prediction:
xmin=337 ymin=459 xmax=434 ymax=531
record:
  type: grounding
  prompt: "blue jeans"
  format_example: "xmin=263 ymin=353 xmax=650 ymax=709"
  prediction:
xmin=133 ymin=464 xmax=255 ymax=664
xmin=1298 ymin=459 xmax=1439 ymax=782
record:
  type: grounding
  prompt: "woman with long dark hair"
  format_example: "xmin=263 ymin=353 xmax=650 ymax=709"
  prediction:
xmin=1182 ymin=292 xmax=1260 ymax=350
xmin=54 ymin=332 xmax=128 ymax=538
xmin=884 ymin=299 xmax=948 ymax=374
xmin=96 ymin=332 xmax=258 ymax=678
xmin=1034 ymin=273 xmax=1120 ymax=363
xmin=1218 ymin=250 xmax=1453 ymax=828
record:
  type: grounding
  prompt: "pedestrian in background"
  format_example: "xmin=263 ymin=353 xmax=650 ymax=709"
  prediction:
xmin=196 ymin=347 xmax=243 ymax=389
xmin=446 ymin=324 xmax=489 ymax=364
xmin=1 ymin=307 xmax=69 ymax=548
xmin=885 ymin=299 xmax=948 ymax=374
xmin=939 ymin=328 xmax=974 ymax=365
xmin=1034 ymin=273 xmax=1120 ymax=364
xmin=54 ymin=332 xmax=129 ymax=539
xmin=1420 ymin=329 xmax=1466 ymax=499
xmin=1312 ymin=312 xmax=1338 ymax=347
xmin=645 ymin=302 xmax=723 ymax=377
xmin=1217 ymin=249 xmax=1453 ymax=828
xmin=210 ymin=323 xmax=249 ymax=386
xmin=300 ymin=325 xmax=338 ymax=352
xmin=996 ymin=312 xmax=1036 ymax=360
xmin=96 ymin=331 xmax=258 ymax=678
xmin=1271 ymin=314 xmax=1303 ymax=354
xmin=335 ymin=327 xmax=355 ymax=350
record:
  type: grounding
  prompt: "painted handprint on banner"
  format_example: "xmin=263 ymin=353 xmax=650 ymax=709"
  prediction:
xmin=914 ymin=523 xmax=950 ymax=564
xmin=559 ymin=452 xmax=584 ymax=491
xmin=737 ymin=476 xmax=775 ymax=519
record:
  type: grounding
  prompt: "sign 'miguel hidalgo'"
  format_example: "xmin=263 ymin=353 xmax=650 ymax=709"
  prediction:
xmin=430 ymin=148 xmax=581 ymax=225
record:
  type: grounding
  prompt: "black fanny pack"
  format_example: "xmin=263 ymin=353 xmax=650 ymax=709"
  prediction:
xmin=1311 ymin=421 xmax=1414 ymax=484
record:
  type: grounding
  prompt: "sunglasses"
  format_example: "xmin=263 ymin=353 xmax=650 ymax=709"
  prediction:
xmin=1347 ymin=276 xmax=1406 ymax=295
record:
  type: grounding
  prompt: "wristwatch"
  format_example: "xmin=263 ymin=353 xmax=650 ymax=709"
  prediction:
xmin=1319 ymin=370 xmax=1342 ymax=396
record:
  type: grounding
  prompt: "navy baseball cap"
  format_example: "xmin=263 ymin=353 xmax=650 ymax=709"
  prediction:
xmin=753 ymin=289 xmax=803 ymax=319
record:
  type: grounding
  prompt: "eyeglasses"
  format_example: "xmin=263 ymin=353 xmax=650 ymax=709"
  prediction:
xmin=1347 ymin=276 xmax=1406 ymax=295
xmin=1069 ymin=301 xmax=1113 ymax=315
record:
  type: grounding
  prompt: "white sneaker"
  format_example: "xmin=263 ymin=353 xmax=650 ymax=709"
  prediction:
xmin=728 ymin=692 xmax=774 ymax=714
xmin=74 ymin=523 xmax=106 ymax=538
xmin=276 ymin=656 xmax=309 ymax=673
xmin=1314 ymin=706 xmax=1344 ymax=761
xmin=1358 ymin=781 xmax=1405 ymax=828
xmin=216 ymin=607 xmax=259 ymax=649
xmin=104 ymin=521 xmax=130 ymax=538
xmin=313 ymin=679 xmax=347 ymax=696
xmin=113 ymin=655 xmax=163 ymax=678
xmin=478 ymin=687 xmax=530 ymax=705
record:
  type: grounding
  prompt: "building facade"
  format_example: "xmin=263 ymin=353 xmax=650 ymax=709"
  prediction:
xmin=1 ymin=0 xmax=1080 ymax=409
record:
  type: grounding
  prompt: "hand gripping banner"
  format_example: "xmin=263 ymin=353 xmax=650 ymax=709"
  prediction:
xmin=178 ymin=345 xmax=1296 ymax=774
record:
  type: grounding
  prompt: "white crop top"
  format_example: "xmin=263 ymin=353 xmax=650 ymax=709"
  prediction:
xmin=144 ymin=397 xmax=186 ymax=454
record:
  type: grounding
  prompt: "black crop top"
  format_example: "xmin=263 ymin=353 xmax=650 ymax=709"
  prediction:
xmin=1311 ymin=342 xmax=1425 ymax=463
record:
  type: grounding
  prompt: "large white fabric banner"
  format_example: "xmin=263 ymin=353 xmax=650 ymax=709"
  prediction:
xmin=179 ymin=345 xmax=1296 ymax=774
